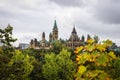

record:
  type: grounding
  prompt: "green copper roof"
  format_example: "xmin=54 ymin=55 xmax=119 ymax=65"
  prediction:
xmin=53 ymin=20 xmax=58 ymax=29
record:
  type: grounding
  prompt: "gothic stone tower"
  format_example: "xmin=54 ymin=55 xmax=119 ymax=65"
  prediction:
xmin=52 ymin=20 xmax=58 ymax=40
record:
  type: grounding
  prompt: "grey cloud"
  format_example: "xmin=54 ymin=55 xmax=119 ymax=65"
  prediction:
xmin=94 ymin=0 xmax=120 ymax=24
xmin=73 ymin=16 xmax=120 ymax=39
xmin=78 ymin=23 xmax=120 ymax=39
xmin=0 ymin=0 xmax=120 ymax=46
xmin=50 ymin=0 xmax=82 ymax=7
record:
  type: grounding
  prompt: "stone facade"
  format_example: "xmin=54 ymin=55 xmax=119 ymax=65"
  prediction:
xmin=30 ymin=20 xmax=58 ymax=49
xmin=66 ymin=27 xmax=81 ymax=49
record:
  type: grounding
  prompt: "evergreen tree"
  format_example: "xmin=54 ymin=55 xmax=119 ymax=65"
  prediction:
xmin=93 ymin=35 xmax=99 ymax=43
xmin=81 ymin=35 xmax=85 ymax=42
xmin=87 ymin=34 xmax=91 ymax=40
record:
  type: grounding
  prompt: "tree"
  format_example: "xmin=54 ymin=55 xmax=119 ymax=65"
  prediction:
xmin=0 ymin=24 xmax=17 ymax=48
xmin=8 ymin=50 xmax=34 ymax=80
xmin=51 ymin=40 xmax=62 ymax=54
xmin=42 ymin=49 xmax=76 ymax=80
xmin=87 ymin=34 xmax=91 ymax=40
xmin=81 ymin=35 xmax=85 ymax=42
xmin=0 ymin=47 xmax=11 ymax=79
xmin=111 ymin=57 xmax=120 ymax=79
xmin=74 ymin=39 xmax=120 ymax=80
xmin=0 ymin=25 xmax=17 ymax=80
xmin=94 ymin=35 xmax=99 ymax=43
xmin=24 ymin=49 xmax=45 ymax=80
xmin=29 ymin=60 xmax=43 ymax=80
xmin=80 ymin=35 xmax=86 ymax=46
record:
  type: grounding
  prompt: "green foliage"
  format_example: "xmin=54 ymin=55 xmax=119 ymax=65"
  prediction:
xmin=43 ymin=53 xmax=59 ymax=80
xmin=94 ymin=35 xmax=99 ymax=43
xmin=110 ymin=57 xmax=120 ymax=79
xmin=23 ymin=49 xmax=45 ymax=80
xmin=42 ymin=49 xmax=76 ymax=80
xmin=1 ymin=25 xmax=120 ymax=80
xmin=81 ymin=35 xmax=85 ymax=42
xmin=22 ymin=48 xmax=47 ymax=62
xmin=51 ymin=40 xmax=62 ymax=54
xmin=0 ymin=24 xmax=17 ymax=47
xmin=0 ymin=48 xmax=34 ymax=80
xmin=87 ymin=34 xmax=91 ymax=40
xmin=0 ymin=26 xmax=25 ymax=79
xmin=0 ymin=46 xmax=15 ymax=79
xmin=29 ymin=61 xmax=43 ymax=80
xmin=8 ymin=50 xmax=34 ymax=80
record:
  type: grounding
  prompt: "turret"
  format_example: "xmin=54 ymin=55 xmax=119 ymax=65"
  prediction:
xmin=49 ymin=33 xmax=52 ymax=42
xmin=34 ymin=38 xmax=38 ymax=47
xmin=30 ymin=39 xmax=33 ymax=48
xmin=42 ymin=32 xmax=45 ymax=42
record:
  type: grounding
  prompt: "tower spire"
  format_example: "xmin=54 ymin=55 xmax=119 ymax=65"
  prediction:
xmin=53 ymin=20 xmax=58 ymax=29
xmin=72 ymin=26 xmax=77 ymax=34
xmin=52 ymin=20 xmax=58 ymax=40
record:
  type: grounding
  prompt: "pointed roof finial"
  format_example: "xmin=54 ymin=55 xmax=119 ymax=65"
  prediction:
xmin=72 ymin=25 xmax=77 ymax=34
xmin=53 ymin=20 xmax=57 ymax=29
xmin=42 ymin=32 xmax=45 ymax=37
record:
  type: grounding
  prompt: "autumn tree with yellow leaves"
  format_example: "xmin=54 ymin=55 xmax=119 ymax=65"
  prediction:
xmin=74 ymin=38 xmax=120 ymax=80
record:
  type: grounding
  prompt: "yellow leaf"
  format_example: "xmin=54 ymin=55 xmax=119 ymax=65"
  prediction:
xmin=108 ymin=51 xmax=117 ymax=59
xmin=74 ymin=46 xmax=83 ymax=54
xmin=96 ymin=44 xmax=106 ymax=52
xmin=74 ymin=50 xmax=78 ymax=54
xmin=83 ymin=53 xmax=91 ymax=60
xmin=85 ymin=44 xmax=96 ymax=52
xmin=78 ymin=65 xmax=87 ymax=75
xmin=76 ymin=57 xmax=80 ymax=61
xmin=77 ymin=55 xmax=81 ymax=58
xmin=87 ymin=39 xmax=94 ymax=44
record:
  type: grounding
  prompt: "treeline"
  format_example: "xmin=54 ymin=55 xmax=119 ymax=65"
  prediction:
xmin=0 ymin=25 xmax=76 ymax=80
xmin=0 ymin=25 xmax=120 ymax=80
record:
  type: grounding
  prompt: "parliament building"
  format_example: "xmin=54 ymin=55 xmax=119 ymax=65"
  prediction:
xmin=29 ymin=20 xmax=81 ymax=49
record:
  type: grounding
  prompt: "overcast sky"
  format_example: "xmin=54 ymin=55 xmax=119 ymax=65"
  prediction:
xmin=0 ymin=0 xmax=120 ymax=46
